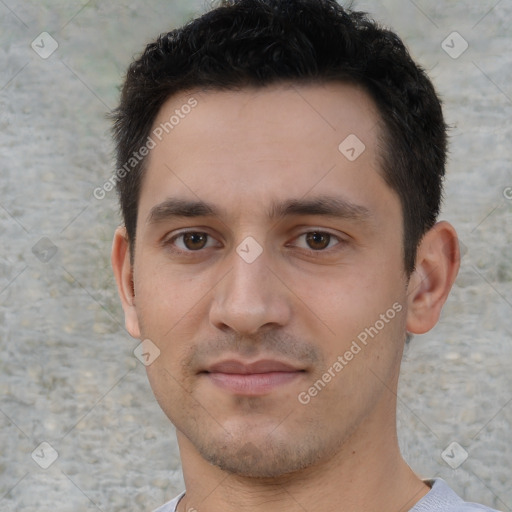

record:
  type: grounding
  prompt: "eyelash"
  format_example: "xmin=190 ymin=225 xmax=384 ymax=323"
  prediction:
xmin=163 ymin=229 xmax=346 ymax=255
xmin=290 ymin=232 xmax=343 ymax=251
xmin=164 ymin=230 xmax=220 ymax=253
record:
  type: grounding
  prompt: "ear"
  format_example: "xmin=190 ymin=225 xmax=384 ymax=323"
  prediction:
xmin=111 ymin=226 xmax=141 ymax=339
xmin=406 ymin=221 xmax=460 ymax=335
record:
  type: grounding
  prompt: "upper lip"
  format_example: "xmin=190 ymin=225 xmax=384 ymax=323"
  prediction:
xmin=204 ymin=359 xmax=303 ymax=374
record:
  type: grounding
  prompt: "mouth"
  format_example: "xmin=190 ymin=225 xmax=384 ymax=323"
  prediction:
xmin=200 ymin=359 xmax=306 ymax=396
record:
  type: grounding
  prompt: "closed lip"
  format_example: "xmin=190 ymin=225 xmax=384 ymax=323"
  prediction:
xmin=201 ymin=358 xmax=305 ymax=396
xmin=203 ymin=359 xmax=304 ymax=374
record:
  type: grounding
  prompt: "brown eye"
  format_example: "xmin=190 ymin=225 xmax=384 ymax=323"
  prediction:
xmin=183 ymin=232 xmax=208 ymax=250
xmin=305 ymin=232 xmax=331 ymax=250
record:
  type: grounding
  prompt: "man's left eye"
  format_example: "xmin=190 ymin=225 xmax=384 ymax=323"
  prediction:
xmin=293 ymin=231 xmax=341 ymax=251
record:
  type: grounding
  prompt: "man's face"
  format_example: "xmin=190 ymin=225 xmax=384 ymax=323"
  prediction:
xmin=129 ymin=83 xmax=409 ymax=477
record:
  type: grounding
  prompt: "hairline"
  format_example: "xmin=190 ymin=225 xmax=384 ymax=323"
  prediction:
xmin=128 ymin=79 xmax=411 ymax=274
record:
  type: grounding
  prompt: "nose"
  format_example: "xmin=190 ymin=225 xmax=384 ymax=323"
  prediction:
xmin=209 ymin=244 xmax=292 ymax=336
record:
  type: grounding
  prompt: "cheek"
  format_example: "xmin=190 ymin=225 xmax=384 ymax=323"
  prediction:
xmin=133 ymin=262 xmax=211 ymax=375
xmin=293 ymin=265 xmax=406 ymax=360
xmin=145 ymin=363 xmax=191 ymax=426
xmin=134 ymin=260 xmax=207 ymax=332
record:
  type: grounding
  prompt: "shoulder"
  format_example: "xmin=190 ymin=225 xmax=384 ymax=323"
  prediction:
xmin=411 ymin=479 xmax=502 ymax=512
xmin=151 ymin=491 xmax=186 ymax=512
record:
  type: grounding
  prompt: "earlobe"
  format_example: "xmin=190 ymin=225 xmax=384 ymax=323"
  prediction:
xmin=111 ymin=226 xmax=141 ymax=339
xmin=406 ymin=221 xmax=460 ymax=335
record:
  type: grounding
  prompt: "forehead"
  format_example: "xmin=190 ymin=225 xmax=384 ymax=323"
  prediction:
xmin=138 ymin=82 xmax=393 ymax=222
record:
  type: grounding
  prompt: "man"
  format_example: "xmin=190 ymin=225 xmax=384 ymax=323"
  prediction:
xmin=110 ymin=1 xmax=501 ymax=511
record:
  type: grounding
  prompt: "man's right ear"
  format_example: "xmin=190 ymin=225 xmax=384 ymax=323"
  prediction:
xmin=111 ymin=226 xmax=141 ymax=339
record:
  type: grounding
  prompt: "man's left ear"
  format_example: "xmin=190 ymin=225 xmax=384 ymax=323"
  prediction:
xmin=406 ymin=221 xmax=460 ymax=335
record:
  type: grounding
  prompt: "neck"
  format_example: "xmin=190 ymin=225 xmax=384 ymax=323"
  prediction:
xmin=175 ymin=393 xmax=429 ymax=512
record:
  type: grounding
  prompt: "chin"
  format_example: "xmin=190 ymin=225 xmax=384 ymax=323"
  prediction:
xmin=197 ymin=432 xmax=327 ymax=479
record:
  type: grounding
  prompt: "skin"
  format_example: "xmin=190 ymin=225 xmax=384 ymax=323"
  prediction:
xmin=112 ymin=82 xmax=460 ymax=512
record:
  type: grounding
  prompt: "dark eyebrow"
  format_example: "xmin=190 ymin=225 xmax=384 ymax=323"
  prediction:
xmin=147 ymin=198 xmax=220 ymax=224
xmin=268 ymin=195 xmax=372 ymax=222
xmin=146 ymin=195 xmax=372 ymax=225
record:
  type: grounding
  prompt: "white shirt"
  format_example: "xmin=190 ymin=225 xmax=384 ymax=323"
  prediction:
xmin=152 ymin=479 xmax=502 ymax=511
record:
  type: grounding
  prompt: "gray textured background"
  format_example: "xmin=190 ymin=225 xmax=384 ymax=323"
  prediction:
xmin=1 ymin=1 xmax=511 ymax=510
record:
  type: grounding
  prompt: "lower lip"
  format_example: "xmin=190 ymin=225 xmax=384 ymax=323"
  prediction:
xmin=205 ymin=371 xmax=303 ymax=395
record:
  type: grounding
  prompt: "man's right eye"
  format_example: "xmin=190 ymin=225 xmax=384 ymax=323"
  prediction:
xmin=164 ymin=231 xmax=220 ymax=253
